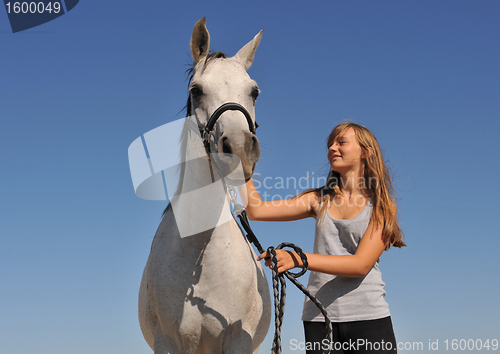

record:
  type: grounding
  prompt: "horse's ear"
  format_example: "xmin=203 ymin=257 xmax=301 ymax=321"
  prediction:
xmin=234 ymin=30 xmax=263 ymax=70
xmin=190 ymin=17 xmax=210 ymax=63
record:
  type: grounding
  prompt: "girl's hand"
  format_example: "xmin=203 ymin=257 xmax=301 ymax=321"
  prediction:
xmin=257 ymin=250 xmax=302 ymax=273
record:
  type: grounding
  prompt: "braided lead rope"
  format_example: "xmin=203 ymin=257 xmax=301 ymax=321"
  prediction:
xmin=268 ymin=243 xmax=332 ymax=354
xmin=283 ymin=271 xmax=333 ymax=354
xmin=232 ymin=202 xmax=332 ymax=354
xmin=233 ymin=206 xmax=265 ymax=254
xmin=268 ymin=247 xmax=287 ymax=354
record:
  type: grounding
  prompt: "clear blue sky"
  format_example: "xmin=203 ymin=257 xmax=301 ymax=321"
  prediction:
xmin=1 ymin=1 xmax=499 ymax=353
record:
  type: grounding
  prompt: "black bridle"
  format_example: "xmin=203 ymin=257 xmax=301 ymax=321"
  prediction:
xmin=199 ymin=102 xmax=258 ymax=155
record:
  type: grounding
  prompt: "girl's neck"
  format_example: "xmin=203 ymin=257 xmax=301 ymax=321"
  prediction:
xmin=338 ymin=171 xmax=364 ymax=196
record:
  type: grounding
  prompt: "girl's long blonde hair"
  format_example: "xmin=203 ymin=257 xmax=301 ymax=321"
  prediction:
xmin=307 ymin=122 xmax=405 ymax=250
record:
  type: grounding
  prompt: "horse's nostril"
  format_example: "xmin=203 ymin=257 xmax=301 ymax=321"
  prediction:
xmin=222 ymin=136 xmax=232 ymax=155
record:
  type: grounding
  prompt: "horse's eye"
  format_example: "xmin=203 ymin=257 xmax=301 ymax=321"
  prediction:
xmin=190 ymin=85 xmax=203 ymax=98
xmin=251 ymin=88 xmax=260 ymax=102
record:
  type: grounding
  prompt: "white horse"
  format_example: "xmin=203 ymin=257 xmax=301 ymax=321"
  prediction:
xmin=139 ymin=18 xmax=271 ymax=354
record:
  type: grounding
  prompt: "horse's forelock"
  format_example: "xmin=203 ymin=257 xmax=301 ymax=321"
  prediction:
xmin=199 ymin=51 xmax=227 ymax=67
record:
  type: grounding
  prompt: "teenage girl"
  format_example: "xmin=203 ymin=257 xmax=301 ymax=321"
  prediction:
xmin=241 ymin=122 xmax=405 ymax=354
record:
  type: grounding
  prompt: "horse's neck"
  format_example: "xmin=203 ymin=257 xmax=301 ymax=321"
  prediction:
xmin=169 ymin=121 xmax=234 ymax=239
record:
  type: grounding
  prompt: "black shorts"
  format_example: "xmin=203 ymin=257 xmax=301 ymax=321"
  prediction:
xmin=303 ymin=316 xmax=397 ymax=353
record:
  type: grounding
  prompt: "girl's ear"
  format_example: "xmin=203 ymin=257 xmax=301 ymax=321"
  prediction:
xmin=361 ymin=148 xmax=373 ymax=159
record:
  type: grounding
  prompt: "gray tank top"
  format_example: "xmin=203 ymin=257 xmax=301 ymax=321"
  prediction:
xmin=302 ymin=200 xmax=390 ymax=322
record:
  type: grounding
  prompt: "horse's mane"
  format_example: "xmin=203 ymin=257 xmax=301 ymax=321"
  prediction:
xmin=162 ymin=51 xmax=227 ymax=218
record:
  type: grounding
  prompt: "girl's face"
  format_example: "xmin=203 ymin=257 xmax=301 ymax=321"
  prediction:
xmin=327 ymin=128 xmax=364 ymax=173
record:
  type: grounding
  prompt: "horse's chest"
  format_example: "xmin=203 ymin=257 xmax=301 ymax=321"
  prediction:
xmin=154 ymin=233 xmax=258 ymax=309
xmin=194 ymin=238 xmax=257 ymax=297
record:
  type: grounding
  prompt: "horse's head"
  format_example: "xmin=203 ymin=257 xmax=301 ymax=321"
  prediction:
xmin=189 ymin=17 xmax=263 ymax=184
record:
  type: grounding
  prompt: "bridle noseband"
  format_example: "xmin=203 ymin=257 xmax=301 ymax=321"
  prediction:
xmin=199 ymin=102 xmax=258 ymax=155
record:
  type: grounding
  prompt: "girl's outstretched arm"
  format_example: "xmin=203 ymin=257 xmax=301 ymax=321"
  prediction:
xmin=238 ymin=179 xmax=319 ymax=222
xmin=257 ymin=220 xmax=386 ymax=277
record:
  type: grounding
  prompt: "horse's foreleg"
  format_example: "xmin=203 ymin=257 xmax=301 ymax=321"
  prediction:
xmin=221 ymin=322 xmax=255 ymax=354
xmin=153 ymin=326 xmax=183 ymax=354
